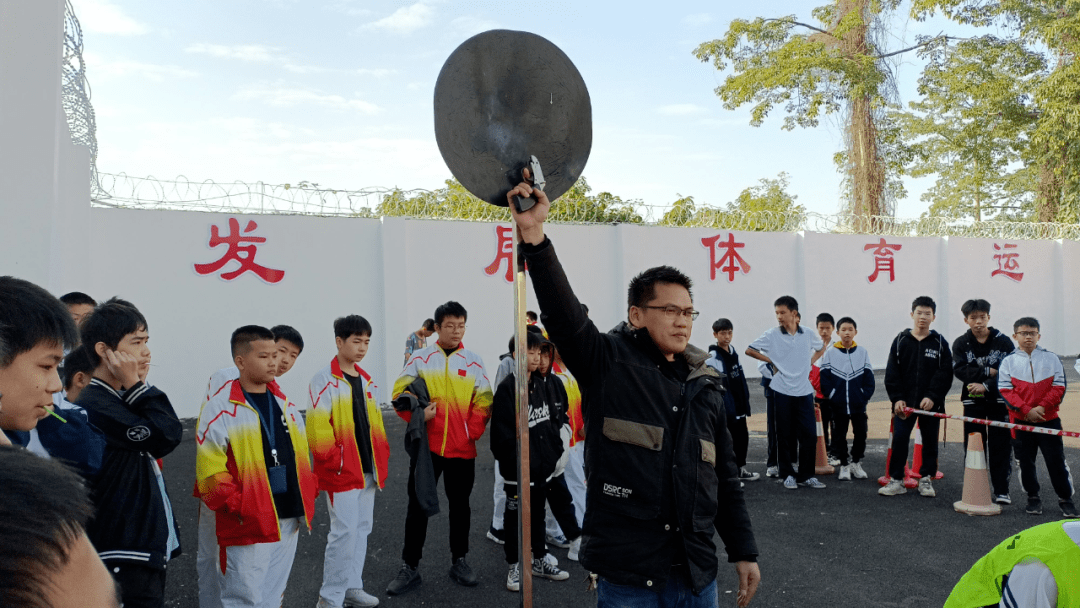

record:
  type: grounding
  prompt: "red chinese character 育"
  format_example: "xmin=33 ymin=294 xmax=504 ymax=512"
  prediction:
xmin=701 ymin=233 xmax=751 ymax=282
xmin=864 ymin=238 xmax=902 ymax=283
xmin=991 ymin=243 xmax=1023 ymax=282
xmin=484 ymin=225 xmax=516 ymax=283
xmin=194 ymin=218 xmax=285 ymax=284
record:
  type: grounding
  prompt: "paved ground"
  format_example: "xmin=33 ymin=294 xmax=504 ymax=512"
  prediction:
xmin=159 ymin=360 xmax=1080 ymax=608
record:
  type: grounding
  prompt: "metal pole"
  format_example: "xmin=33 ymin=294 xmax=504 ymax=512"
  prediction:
xmin=511 ymin=214 xmax=533 ymax=607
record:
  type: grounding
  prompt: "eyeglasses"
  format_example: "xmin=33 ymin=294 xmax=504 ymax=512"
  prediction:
xmin=1016 ymin=331 xmax=1038 ymax=337
xmin=439 ymin=324 xmax=467 ymax=331
xmin=642 ymin=305 xmax=699 ymax=320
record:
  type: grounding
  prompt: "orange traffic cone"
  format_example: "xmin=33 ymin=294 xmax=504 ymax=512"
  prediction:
xmin=909 ymin=421 xmax=944 ymax=483
xmin=954 ymin=432 xmax=1001 ymax=516
xmin=814 ymin=406 xmax=835 ymax=476
xmin=878 ymin=417 xmax=918 ymax=488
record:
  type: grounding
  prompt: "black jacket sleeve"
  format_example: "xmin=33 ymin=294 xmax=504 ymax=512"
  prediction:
xmin=884 ymin=334 xmax=904 ymax=404
xmin=35 ymin=406 xmax=107 ymax=478
xmin=711 ymin=383 xmax=758 ymax=562
xmin=952 ymin=334 xmax=987 ymax=387
xmin=84 ymin=382 xmax=184 ymax=459
xmin=926 ymin=336 xmax=954 ymax=405
xmin=489 ymin=376 xmax=517 ymax=481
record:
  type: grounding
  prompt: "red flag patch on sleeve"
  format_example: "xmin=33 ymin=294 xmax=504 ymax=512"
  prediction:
xmin=457 ymin=369 xmax=467 ymax=377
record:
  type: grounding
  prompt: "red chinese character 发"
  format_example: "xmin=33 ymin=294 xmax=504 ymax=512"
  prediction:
xmin=864 ymin=238 xmax=902 ymax=283
xmin=701 ymin=233 xmax=751 ymax=282
xmin=991 ymin=243 xmax=1024 ymax=282
xmin=194 ymin=218 xmax=285 ymax=284
xmin=484 ymin=225 xmax=522 ymax=283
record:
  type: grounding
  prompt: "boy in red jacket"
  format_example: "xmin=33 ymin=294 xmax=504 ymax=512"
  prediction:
xmin=997 ymin=317 xmax=1077 ymax=518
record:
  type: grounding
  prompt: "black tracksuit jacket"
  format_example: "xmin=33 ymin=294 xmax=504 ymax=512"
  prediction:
xmin=490 ymin=372 xmax=568 ymax=484
xmin=884 ymin=329 xmax=954 ymax=412
xmin=952 ymin=328 xmax=1014 ymax=410
xmin=521 ymin=236 xmax=757 ymax=594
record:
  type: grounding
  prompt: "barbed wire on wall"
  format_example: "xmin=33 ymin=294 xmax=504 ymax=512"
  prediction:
xmin=62 ymin=0 xmax=102 ymax=197
xmin=92 ymin=173 xmax=1080 ymax=241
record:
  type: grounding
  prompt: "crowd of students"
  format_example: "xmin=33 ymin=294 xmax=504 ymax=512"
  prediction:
xmin=0 ymin=270 xmax=1077 ymax=608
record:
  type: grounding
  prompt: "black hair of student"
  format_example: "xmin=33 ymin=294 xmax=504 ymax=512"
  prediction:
xmin=712 ymin=318 xmax=733 ymax=333
xmin=422 ymin=318 xmax=436 ymax=332
xmin=0 ymin=446 xmax=95 ymax=608
xmin=507 ymin=326 xmax=544 ymax=352
xmin=836 ymin=317 xmax=857 ymax=330
xmin=627 ymin=266 xmax=693 ymax=312
xmin=0 ymin=277 xmax=79 ymax=368
xmin=434 ymin=301 xmax=468 ymax=325
xmin=61 ymin=346 xmax=96 ymax=389
xmin=508 ymin=330 xmax=544 ymax=353
xmin=773 ymin=295 xmax=798 ymax=312
xmin=79 ymin=297 xmax=147 ymax=368
xmin=231 ymin=325 xmax=275 ymax=359
xmin=816 ymin=312 xmax=835 ymax=327
xmin=960 ymin=299 xmax=991 ymax=318
xmin=270 ymin=324 xmax=304 ymax=352
xmin=526 ymin=311 xmax=538 ymax=322
xmin=1013 ymin=317 xmax=1040 ymax=332
xmin=334 ymin=315 xmax=372 ymax=341
xmin=58 ymin=291 xmax=97 ymax=308
xmin=911 ymin=295 xmax=937 ymax=313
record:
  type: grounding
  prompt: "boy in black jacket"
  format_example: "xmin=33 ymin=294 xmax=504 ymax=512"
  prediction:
xmin=952 ymin=298 xmax=1015 ymax=504
xmin=490 ymin=332 xmax=579 ymax=592
xmin=880 ymin=296 xmax=953 ymax=499
xmin=707 ymin=318 xmax=758 ymax=482
xmin=76 ymin=298 xmax=183 ymax=608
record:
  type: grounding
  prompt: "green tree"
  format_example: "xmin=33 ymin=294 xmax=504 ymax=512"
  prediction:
xmin=659 ymin=173 xmax=805 ymax=231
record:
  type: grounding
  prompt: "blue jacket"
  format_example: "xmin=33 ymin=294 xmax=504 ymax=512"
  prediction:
xmin=819 ymin=343 xmax=875 ymax=414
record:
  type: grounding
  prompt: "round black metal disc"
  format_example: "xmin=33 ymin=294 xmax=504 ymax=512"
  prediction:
xmin=434 ymin=29 xmax=592 ymax=206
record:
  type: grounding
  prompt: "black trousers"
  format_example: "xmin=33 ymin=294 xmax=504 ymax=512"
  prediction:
xmin=728 ymin=415 xmax=749 ymax=469
xmin=110 ymin=562 xmax=166 ymax=608
xmin=502 ymin=476 xmax=581 ymax=565
xmin=816 ymin=397 xmax=833 ymax=451
xmin=402 ymin=453 xmax=475 ymax=567
xmin=962 ymin=401 xmax=1013 ymax=496
xmin=774 ymin=393 xmax=816 ymax=482
xmin=765 ymin=386 xmax=777 ymax=468
xmin=1015 ymin=418 xmax=1074 ymax=501
xmin=889 ymin=414 xmax=939 ymax=480
xmin=832 ymin=410 xmax=868 ymax=466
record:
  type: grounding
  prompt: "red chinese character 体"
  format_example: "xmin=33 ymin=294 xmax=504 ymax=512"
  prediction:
xmin=864 ymin=238 xmax=902 ymax=283
xmin=193 ymin=218 xmax=285 ymax=284
xmin=483 ymin=225 xmax=516 ymax=283
xmin=700 ymin=233 xmax=751 ymax=282
xmin=991 ymin=243 xmax=1023 ymax=282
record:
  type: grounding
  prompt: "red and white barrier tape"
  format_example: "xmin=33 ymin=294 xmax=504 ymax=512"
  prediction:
xmin=900 ymin=407 xmax=1080 ymax=439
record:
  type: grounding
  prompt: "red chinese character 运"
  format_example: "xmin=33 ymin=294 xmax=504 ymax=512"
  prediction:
xmin=864 ymin=238 xmax=902 ymax=283
xmin=701 ymin=233 xmax=751 ymax=282
xmin=194 ymin=218 xmax=285 ymax=283
xmin=484 ymin=225 xmax=516 ymax=283
xmin=991 ymin=243 xmax=1023 ymax=282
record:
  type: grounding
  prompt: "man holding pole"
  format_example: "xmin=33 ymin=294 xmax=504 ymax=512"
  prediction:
xmin=507 ymin=177 xmax=760 ymax=608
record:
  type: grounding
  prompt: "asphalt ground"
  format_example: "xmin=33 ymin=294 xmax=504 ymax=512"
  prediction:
xmin=159 ymin=362 xmax=1080 ymax=608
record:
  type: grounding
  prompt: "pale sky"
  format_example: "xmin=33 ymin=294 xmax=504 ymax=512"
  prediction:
xmin=76 ymin=0 xmax=979 ymax=218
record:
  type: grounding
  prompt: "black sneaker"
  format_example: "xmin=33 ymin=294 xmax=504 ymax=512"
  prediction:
xmin=1061 ymin=500 xmax=1080 ymax=518
xmin=449 ymin=557 xmax=478 ymax=587
xmin=386 ymin=564 xmax=422 ymax=596
xmin=1025 ymin=497 xmax=1043 ymax=515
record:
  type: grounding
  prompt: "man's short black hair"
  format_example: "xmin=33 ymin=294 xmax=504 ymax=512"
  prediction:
xmin=422 ymin=318 xmax=436 ymax=332
xmin=1013 ymin=317 xmax=1040 ymax=332
xmin=911 ymin=296 xmax=937 ymax=313
xmin=837 ymin=316 xmax=857 ymax=330
xmin=712 ymin=318 xmax=733 ymax=333
xmin=270 ymin=325 xmax=304 ymax=352
xmin=627 ymin=266 xmax=693 ymax=311
xmin=526 ymin=311 xmax=538 ymax=323
xmin=231 ymin=325 xmax=275 ymax=358
xmin=58 ymin=291 xmax=96 ymax=308
xmin=435 ymin=301 xmax=468 ymax=325
xmin=0 ymin=446 xmax=95 ymax=608
xmin=79 ymin=298 xmax=147 ymax=368
xmin=961 ymin=299 xmax=991 ymax=318
xmin=334 ymin=315 xmax=372 ymax=340
xmin=61 ymin=346 xmax=96 ymax=390
xmin=507 ymin=325 xmax=544 ymax=352
xmin=774 ymin=295 xmax=798 ymax=312
xmin=0 ymin=277 xmax=79 ymax=368
xmin=508 ymin=330 xmax=544 ymax=353
xmin=816 ymin=313 xmax=835 ymax=327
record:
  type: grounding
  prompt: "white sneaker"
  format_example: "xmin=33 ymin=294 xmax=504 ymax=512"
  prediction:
xmin=567 ymin=537 xmax=581 ymax=561
xmin=878 ymin=479 xmax=906 ymax=496
xmin=545 ymin=533 xmax=571 ymax=549
xmin=918 ymin=476 xmax=936 ymax=497
xmin=766 ymin=466 xmax=779 ymax=478
xmin=851 ymin=462 xmax=868 ymax=479
xmin=344 ymin=588 xmax=379 ymax=608
xmin=838 ymin=465 xmax=851 ymax=481
xmin=506 ymin=563 xmax=520 ymax=592
xmin=783 ymin=475 xmax=797 ymax=490
xmin=738 ymin=468 xmax=761 ymax=482
xmin=827 ymin=455 xmax=841 ymax=467
xmin=532 ymin=557 xmax=570 ymax=581
xmin=799 ymin=477 xmax=827 ymax=489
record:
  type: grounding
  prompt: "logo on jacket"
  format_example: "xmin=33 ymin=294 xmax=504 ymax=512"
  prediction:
xmin=528 ymin=404 xmax=550 ymax=428
xmin=127 ymin=426 xmax=151 ymax=442
xmin=603 ymin=483 xmax=632 ymax=499
xmin=924 ymin=351 xmax=939 ymax=359
xmin=457 ymin=369 xmax=467 ymax=377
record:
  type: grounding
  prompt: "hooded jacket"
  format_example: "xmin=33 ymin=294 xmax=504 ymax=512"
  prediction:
xmin=998 ymin=346 xmax=1066 ymax=423
xmin=490 ymin=372 xmax=569 ymax=484
xmin=952 ymin=328 xmax=1014 ymax=407
xmin=521 ymin=236 xmax=757 ymax=594
xmin=884 ymin=329 xmax=953 ymax=412
xmin=706 ymin=344 xmax=750 ymax=418
xmin=393 ymin=378 xmax=440 ymax=516
xmin=819 ymin=343 xmax=875 ymax=414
